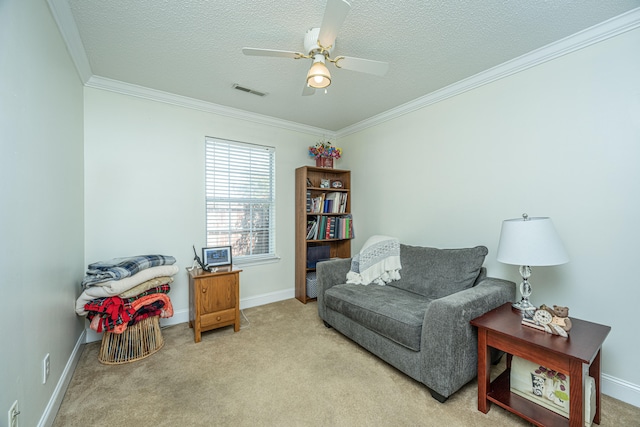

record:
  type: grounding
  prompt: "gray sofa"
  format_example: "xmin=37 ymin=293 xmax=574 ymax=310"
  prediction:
xmin=317 ymin=244 xmax=516 ymax=402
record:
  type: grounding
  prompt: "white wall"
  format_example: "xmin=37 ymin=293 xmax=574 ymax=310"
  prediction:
xmin=0 ymin=0 xmax=85 ymax=426
xmin=82 ymin=22 xmax=640 ymax=405
xmin=340 ymin=27 xmax=640 ymax=398
xmin=83 ymin=88 xmax=320 ymax=325
xmin=5 ymin=3 xmax=636 ymax=421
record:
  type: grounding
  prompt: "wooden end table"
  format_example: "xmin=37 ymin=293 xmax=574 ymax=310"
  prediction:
xmin=470 ymin=303 xmax=610 ymax=427
xmin=188 ymin=266 xmax=242 ymax=343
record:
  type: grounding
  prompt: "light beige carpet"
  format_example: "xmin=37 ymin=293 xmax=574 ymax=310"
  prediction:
xmin=53 ymin=299 xmax=639 ymax=426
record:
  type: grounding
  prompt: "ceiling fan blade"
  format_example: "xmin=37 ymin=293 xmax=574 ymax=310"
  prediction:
xmin=242 ymin=48 xmax=303 ymax=59
xmin=302 ymin=84 xmax=316 ymax=96
xmin=318 ymin=0 xmax=351 ymax=48
xmin=335 ymin=56 xmax=389 ymax=76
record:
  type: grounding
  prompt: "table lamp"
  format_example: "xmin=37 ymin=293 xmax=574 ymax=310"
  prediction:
xmin=496 ymin=213 xmax=569 ymax=312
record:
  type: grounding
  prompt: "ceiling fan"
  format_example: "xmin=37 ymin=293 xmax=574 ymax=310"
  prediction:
xmin=242 ymin=0 xmax=389 ymax=95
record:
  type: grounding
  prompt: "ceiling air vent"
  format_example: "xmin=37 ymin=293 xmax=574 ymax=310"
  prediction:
xmin=232 ymin=84 xmax=267 ymax=97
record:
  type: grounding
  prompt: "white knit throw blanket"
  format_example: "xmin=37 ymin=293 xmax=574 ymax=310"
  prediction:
xmin=346 ymin=235 xmax=402 ymax=286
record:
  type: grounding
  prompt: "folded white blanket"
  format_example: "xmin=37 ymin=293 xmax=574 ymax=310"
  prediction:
xmin=346 ymin=235 xmax=401 ymax=286
xmin=75 ymin=264 xmax=179 ymax=316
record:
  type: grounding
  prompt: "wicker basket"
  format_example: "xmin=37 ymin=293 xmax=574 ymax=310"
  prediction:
xmin=98 ymin=316 xmax=164 ymax=365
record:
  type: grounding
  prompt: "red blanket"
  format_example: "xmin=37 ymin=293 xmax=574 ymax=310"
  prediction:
xmin=86 ymin=287 xmax=173 ymax=333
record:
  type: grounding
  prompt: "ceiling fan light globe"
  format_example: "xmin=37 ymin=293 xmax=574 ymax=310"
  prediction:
xmin=307 ymin=75 xmax=330 ymax=89
xmin=306 ymin=61 xmax=331 ymax=88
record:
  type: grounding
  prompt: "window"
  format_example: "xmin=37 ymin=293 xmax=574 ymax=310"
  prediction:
xmin=205 ymin=137 xmax=276 ymax=263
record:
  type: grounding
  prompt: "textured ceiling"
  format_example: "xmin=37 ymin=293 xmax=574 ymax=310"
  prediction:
xmin=64 ymin=0 xmax=639 ymax=131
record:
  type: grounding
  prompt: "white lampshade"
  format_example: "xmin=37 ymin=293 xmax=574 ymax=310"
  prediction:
xmin=496 ymin=216 xmax=568 ymax=266
xmin=307 ymin=59 xmax=331 ymax=89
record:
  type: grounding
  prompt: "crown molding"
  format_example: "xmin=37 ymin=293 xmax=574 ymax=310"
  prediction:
xmin=48 ymin=0 xmax=332 ymax=136
xmin=336 ymin=7 xmax=640 ymax=138
xmin=49 ymin=0 xmax=638 ymax=139
xmin=85 ymin=76 xmax=334 ymax=136
xmin=47 ymin=0 xmax=92 ymax=84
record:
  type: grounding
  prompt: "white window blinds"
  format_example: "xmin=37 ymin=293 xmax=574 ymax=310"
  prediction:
xmin=205 ymin=137 xmax=276 ymax=262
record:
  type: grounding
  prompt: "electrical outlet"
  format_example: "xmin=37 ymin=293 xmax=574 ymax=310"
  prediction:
xmin=43 ymin=353 xmax=50 ymax=384
xmin=7 ymin=400 xmax=19 ymax=427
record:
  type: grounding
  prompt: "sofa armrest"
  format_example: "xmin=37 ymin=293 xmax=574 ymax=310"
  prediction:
xmin=420 ymin=277 xmax=516 ymax=397
xmin=316 ymin=257 xmax=352 ymax=320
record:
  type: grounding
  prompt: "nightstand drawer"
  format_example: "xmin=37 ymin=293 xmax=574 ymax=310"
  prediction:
xmin=201 ymin=308 xmax=236 ymax=328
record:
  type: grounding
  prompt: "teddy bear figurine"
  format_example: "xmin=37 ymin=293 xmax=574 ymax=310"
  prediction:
xmin=538 ymin=304 xmax=572 ymax=337
xmin=550 ymin=305 xmax=572 ymax=334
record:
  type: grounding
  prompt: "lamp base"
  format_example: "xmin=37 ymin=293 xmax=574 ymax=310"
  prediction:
xmin=513 ymin=265 xmax=537 ymax=313
xmin=512 ymin=298 xmax=536 ymax=313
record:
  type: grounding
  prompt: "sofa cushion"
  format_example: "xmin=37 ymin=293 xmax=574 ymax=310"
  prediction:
xmin=389 ymin=245 xmax=488 ymax=299
xmin=324 ymin=283 xmax=431 ymax=351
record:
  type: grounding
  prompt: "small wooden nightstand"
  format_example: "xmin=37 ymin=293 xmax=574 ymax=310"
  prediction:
xmin=188 ymin=266 xmax=242 ymax=343
xmin=471 ymin=303 xmax=610 ymax=427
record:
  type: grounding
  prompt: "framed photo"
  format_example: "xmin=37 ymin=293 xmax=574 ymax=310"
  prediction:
xmin=202 ymin=246 xmax=232 ymax=268
xmin=320 ymin=178 xmax=330 ymax=188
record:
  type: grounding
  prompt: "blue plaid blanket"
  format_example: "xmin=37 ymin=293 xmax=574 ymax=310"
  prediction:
xmin=82 ymin=255 xmax=176 ymax=288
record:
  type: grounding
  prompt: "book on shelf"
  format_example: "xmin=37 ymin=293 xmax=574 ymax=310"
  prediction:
xmin=305 ymin=214 xmax=354 ymax=240
xmin=316 ymin=216 xmax=322 ymax=240
xmin=306 ymin=217 xmax=319 ymax=240
xmin=305 ymin=219 xmax=315 ymax=239
xmin=339 ymin=192 xmax=348 ymax=213
xmin=345 ymin=214 xmax=354 ymax=239
xmin=329 ymin=217 xmax=336 ymax=239
xmin=307 ymin=191 xmax=348 ymax=214
xmin=324 ymin=192 xmax=342 ymax=213
xmin=324 ymin=199 xmax=331 ymax=213
xmin=309 ymin=193 xmax=325 ymax=214
xmin=319 ymin=216 xmax=326 ymax=239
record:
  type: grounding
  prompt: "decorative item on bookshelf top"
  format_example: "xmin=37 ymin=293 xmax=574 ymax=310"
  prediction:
xmin=308 ymin=139 xmax=341 ymax=169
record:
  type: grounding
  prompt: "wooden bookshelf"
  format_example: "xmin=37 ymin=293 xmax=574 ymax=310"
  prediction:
xmin=295 ymin=166 xmax=352 ymax=303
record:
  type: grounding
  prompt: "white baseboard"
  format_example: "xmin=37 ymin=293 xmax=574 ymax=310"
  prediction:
xmin=38 ymin=329 xmax=86 ymax=427
xmin=602 ymin=373 xmax=640 ymax=408
xmin=45 ymin=289 xmax=640 ymax=427
xmin=239 ymin=288 xmax=295 ymax=310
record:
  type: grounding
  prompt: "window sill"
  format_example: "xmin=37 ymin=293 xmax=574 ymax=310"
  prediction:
xmin=233 ymin=255 xmax=281 ymax=268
